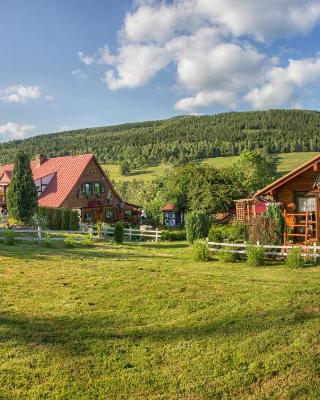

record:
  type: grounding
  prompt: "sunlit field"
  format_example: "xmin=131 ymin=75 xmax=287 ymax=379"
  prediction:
xmin=0 ymin=241 xmax=319 ymax=399
xmin=104 ymin=152 xmax=319 ymax=182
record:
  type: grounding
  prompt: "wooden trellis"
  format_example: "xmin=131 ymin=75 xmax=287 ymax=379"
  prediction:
xmin=235 ymin=198 xmax=256 ymax=223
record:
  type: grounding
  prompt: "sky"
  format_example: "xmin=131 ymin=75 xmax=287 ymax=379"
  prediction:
xmin=1 ymin=0 xmax=320 ymax=142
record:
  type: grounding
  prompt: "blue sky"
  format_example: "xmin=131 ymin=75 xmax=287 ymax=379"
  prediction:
xmin=1 ymin=0 xmax=320 ymax=141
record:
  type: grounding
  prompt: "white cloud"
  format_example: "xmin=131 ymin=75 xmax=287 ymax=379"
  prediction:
xmin=78 ymin=51 xmax=95 ymax=65
xmin=0 ymin=122 xmax=35 ymax=141
xmin=196 ymin=0 xmax=320 ymax=41
xmin=72 ymin=69 xmax=88 ymax=79
xmin=176 ymin=90 xmax=237 ymax=111
xmin=79 ymin=0 xmax=320 ymax=111
xmin=245 ymin=56 xmax=320 ymax=109
xmin=0 ymin=85 xmax=41 ymax=103
xmin=123 ymin=4 xmax=178 ymax=43
xmin=104 ymin=44 xmax=171 ymax=90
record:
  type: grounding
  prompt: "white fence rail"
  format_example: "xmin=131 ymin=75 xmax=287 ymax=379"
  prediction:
xmin=0 ymin=225 xmax=162 ymax=242
xmin=207 ymin=241 xmax=320 ymax=257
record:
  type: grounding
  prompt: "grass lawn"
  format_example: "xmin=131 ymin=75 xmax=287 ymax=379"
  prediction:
xmin=104 ymin=152 xmax=319 ymax=183
xmin=0 ymin=241 xmax=320 ymax=399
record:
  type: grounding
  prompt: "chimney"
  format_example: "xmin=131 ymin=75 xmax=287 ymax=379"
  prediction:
xmin=36 ymin=154 xmax=47 ymax=166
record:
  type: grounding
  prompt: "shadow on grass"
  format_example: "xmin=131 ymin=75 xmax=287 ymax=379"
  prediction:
xmin=0 ymin=307 xmax=317 ymax=353
xmin=0 ymin=242 xmax=179 ymax=262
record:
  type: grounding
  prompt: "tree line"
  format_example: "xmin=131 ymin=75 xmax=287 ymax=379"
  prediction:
xmin=1 ymin=109 xmax=320 ymax=168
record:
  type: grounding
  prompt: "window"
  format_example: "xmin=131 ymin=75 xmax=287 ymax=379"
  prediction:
xmin=125 ymin=209 xmax=132 ymax=219
xmin=84 ymin=211 xmax=94 ymax=222
xmin=296 ymin=196 xmax=316 ymax=212
xmin=94 ymin=182 xmax=105 ymax=198
xmin=78 ymin=182 xmax=105 ymax=198
xmin=105 ymin=209 xmax=114 ymax=222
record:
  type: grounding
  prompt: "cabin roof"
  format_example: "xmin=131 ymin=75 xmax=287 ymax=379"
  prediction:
xmin=163 ymin=203 xmax=178 ymax=211
xmin=255 ymin=154 xmax=320 ymax=196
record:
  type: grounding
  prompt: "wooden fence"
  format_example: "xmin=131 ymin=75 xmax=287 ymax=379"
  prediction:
xmin=207 ymin=241 xmax=320 ymax=257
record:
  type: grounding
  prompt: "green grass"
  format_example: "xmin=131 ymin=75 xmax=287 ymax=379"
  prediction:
xmin=104 ymin=152 xmax=319 ymax=182
xmin=0 ymin=241 xmax=320 ymax=399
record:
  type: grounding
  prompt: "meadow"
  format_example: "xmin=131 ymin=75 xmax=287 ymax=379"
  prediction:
xmin=0 ymin=240 xmax=320 ymax=399
xmin=104 ymin=152 xmax=319 ymax=182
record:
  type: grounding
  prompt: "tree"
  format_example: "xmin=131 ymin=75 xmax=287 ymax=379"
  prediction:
xmin=6 ymin=151 xmax=38 ymax=224
xmin=234 ymin=150 xmax=276 ymax=194
xmin=119 ymin=161 xmax=131 ymax=176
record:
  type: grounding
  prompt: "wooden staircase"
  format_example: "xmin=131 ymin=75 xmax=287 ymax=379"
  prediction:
xmin=284 ymin=210 xmax=318 ymax=245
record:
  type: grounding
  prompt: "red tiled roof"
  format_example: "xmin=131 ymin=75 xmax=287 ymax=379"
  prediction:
xmin=0 ymin=154 xmax=120 ymax=208
xmin=162 ymin=203 xmax=177 ymax=211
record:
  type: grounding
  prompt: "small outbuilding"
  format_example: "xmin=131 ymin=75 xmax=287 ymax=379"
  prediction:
xmin=162 ymin=203 xmax=184 ymax=228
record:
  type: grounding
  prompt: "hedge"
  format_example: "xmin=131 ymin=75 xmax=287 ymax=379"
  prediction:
xmin=38 ymin=207 xmax=79 ymax=231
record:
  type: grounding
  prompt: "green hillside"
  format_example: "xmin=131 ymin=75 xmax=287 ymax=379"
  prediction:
xmin=105 ymin=152 xmax=319 ymax=183
xmin=1 ymin=110 xmax=320 ymax=167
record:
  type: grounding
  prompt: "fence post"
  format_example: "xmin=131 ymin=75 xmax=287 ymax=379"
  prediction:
xmin=313 ymin=242 xmax=317 ymax=261
xmin=37 ymin=225 xmax=42 ymax=243
xmin=129 ymin=226 xmax=132 ymax=241
xmin=155 ymin=228 xmax=159 ymax=243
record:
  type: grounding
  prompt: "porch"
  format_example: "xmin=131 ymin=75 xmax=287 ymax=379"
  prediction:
xmin=283 ymin=193 xmax=319 ymax=245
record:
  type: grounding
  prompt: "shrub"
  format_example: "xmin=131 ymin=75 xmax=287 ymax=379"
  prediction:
xmin=82 ymin=232 xmax=95 ymax=247
xmin=52 ymin=209 xmax=62 ymax=230
xmin=43 ymin=232 xmax=53 ymax=247
xmin=185 ymin=211 xmax=210 ymax=243
xmin=285 ymin=247 xmax=305 ymax=269
xmin=114 ymin=222 xmax=124 ymax=244
xmin=192 ymin=240 xmax=211 ymax=261
xmin=45 ymin=208 xmax=55 ymax=229
xmin=64 ymin=234 xmax=77 ymax=248
xmin=61 ymin=209 xmax=71 ymax=231
xmin=69 ymin=211 xmax=80 ymax=231
xmin=161 ymin=230 xmax=186 ymax=241
xmin=217 ymin=248 xmax=238 ymax=263
xmin=208 ymin=226 xmax=224 ymax=242
xmin=31 ymin=213 xmax=48 ymax=229
xmin=3 ymin=229 xmax=16 ymax=245
xmin=38 ymin=206 xmax=46 ymax=218
xmin=208 ymin=223 xmax=245 ymax=243
xmin=246 ymin=244 xmax=265 ymax=267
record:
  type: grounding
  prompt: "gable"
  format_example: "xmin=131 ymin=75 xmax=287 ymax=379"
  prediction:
xmin=255 ymin=154 xmax=320 ymax=196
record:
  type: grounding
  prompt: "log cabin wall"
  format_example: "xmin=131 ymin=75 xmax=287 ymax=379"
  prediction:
xmin=274 ymin=167 xmax=319 ymax=206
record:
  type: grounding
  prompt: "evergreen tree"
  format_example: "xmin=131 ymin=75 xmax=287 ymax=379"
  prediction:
xmin=6 ymin=151 xmax=38 ymax=224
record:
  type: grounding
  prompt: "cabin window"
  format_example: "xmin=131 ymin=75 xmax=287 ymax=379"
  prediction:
xmin=296 ymin=196 xmax=316 ymax=212
xmin=105 ymin=209 xmax=114 ymax=222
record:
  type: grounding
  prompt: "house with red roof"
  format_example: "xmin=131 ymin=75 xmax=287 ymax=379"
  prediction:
xmin=0 ymin=154 xmax=140 ymax=224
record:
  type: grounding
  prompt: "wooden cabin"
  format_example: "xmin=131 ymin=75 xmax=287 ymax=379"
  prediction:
xmin=240 ymin=154 xmax=320 ymax=244
xmin=0 ymin=154 xmax=140 ymax=224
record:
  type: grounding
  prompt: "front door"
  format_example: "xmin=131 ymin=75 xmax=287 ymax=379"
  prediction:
xmin=94 ymin=208 xmax=104 ymax=222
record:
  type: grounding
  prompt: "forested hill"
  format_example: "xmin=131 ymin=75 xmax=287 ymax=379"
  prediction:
xmin=1 ymin=109 xmax=320 ymax=166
